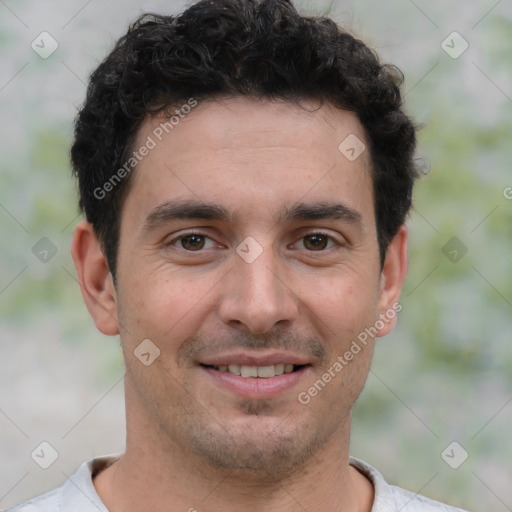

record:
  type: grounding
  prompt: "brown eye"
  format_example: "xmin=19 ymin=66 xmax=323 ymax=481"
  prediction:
xmin=180 ymin=235 xmax=206 ymax=250
xmin=303 ymin=234 xmax=330 ymax=251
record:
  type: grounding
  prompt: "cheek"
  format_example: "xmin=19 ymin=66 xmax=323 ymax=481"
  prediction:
xmin=118 ymin=266 xmax=216 ymax=346
xmin=299 ymin=269 xmax=381 ymax=342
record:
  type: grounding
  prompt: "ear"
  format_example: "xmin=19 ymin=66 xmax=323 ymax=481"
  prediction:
xmin=71 ymin=220 xmax=119 ymax=336
xmin=376 ymin=225 xmax=408 ymax=337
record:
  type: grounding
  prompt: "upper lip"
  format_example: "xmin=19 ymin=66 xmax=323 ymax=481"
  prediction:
xmin=199 ymin=351 xmax=311 ymax=367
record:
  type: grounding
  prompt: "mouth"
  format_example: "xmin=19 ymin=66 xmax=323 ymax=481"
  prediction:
xmin=200 ymin=363 xmax=308 ymax=378
xmin=199 ymin=359 xmax=312 ymax=399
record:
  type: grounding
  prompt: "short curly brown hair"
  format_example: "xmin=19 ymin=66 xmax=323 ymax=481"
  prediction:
xmin=71 ymin=0 xmax=418 ymax=277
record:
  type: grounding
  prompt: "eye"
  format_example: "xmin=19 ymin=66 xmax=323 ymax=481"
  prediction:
xmin=169 ymin=233 xmax=217 ymax=251
xmin=297 ymin=233 xmax=337 ymax=251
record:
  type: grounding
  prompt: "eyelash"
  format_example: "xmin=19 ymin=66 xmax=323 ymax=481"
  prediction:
xmin=165 ymin=230 xmax=341 ymax=252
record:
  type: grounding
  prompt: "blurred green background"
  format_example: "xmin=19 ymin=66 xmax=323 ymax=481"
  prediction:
xmin=0 ymin=0 xmax=510 ymax=510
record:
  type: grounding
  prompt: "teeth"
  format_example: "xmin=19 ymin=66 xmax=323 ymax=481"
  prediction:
xmin=241 ymin=365 xmax=258 ymax=378
xmin=228 ymin=364 xmax=241 ymax=375
xmin=213 ymin=363 xmax=300 ymax=378
xmin=257 ymin=365 xmax=275 ymax=378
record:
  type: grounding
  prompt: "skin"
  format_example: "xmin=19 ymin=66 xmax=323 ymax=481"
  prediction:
xmin=72 ymin=97 xmax=408 ymax=512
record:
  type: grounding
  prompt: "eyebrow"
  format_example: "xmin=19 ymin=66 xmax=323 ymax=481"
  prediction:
xmin=143 ymin=199 xmax=362 ymax=231
xmin=283 ymin=202 xmax=362 ymax=223
xmin=144 ymin=201 xmax=233 ymax=231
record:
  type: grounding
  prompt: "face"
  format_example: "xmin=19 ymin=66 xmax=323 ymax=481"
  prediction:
xmin=76 ymin=97 xmax=407 ymax=477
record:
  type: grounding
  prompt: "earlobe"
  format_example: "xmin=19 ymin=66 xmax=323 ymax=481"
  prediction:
xmin=376 ymin=225 xmax=408 ymax=337
xmin=71 ymin=220 xmax=120 ymax=336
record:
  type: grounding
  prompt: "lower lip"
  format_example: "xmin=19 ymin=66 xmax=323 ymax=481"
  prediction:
xmin=201 ymin=366 xmax=311 ymax=399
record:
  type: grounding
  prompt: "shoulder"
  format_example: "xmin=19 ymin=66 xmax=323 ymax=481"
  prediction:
xmin=349 ymin=457 xmax=469 ymax=512
xmin=5 ymin=486 xmax=61 ymax=511
xmin=5 ymin=454 xmax=120 ymax=512
xmin=387 ymin=484 xmax=469 ymax=511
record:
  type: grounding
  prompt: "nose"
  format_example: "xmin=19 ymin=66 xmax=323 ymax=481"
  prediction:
xmin=218 ymin=243 xmax=300 ymax=334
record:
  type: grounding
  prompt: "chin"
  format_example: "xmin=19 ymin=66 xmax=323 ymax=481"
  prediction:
xmin=185 ymin=411 xmax=329 ymax=479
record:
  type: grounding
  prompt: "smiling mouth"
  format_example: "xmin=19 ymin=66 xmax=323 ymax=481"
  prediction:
xmin=200 ymin=363 xmax=309 ymax=378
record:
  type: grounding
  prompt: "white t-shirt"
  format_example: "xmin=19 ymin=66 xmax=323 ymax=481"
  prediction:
xmin=6 ymin=455 xmax=469 ymax=511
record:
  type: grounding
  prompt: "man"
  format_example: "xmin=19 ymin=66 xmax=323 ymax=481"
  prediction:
xmin=9 ymin=0 xmax=468 ymax=510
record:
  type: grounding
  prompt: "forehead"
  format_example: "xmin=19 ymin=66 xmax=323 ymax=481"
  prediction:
xmin=125 ymin=97 xmax=373 ymax=226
